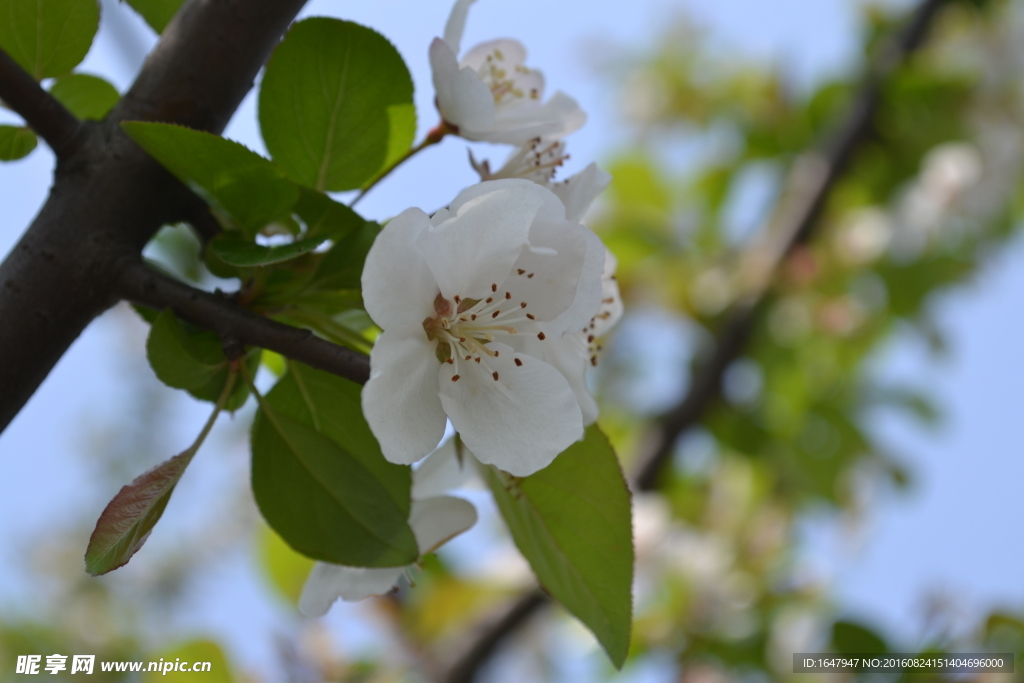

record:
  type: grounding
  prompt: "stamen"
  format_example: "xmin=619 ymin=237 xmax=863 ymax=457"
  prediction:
xmin=537 ymin=332 xmax=546 ymax=340
xmin=452 ymin=374 xmax=461 ymax=381
xmin=505 ymin=292 xmax=512 ymax=300
xmin=486 ymin=297 xmax=494 ymax=304
xmin=520 ymin=302 xmax=527 ymax=308
xmin=491 ymin=283 xmax=498 ymax=292
xmin=492 ymin=372 xmax=499 ymax=381
xmin=518 ymin=269 xmax=526 ymax=275
xmin=492 ymin=310 xmax=500 ymax=318
xmin=514 ymin=358 xmax=523 ymax=367
xmin=527 ymin=273 xmax=534 ymax=278
xmin=526 ymin=313 xmax=536 ymax=320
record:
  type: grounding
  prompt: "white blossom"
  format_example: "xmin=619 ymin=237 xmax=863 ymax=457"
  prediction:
xmin=470 ymin=145 xmax=621 ymax=423
xmin=513 ymin=249 xmax=622 ymax=425
xmin=471 ymin=139 xmax=611 ymax=224
xmin=299 ymin=446 xmax=477 ymax=614
xmin=430 ymin=0 xmax=585 ymax=144
xmin=360 ymin=179 xmax=606 ymax=476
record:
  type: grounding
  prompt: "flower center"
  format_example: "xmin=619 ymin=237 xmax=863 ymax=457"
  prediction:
xmin=492 ymin=138 xmax=569 ymax=183
xmin=479 ymin=49 xmax=540 ymax=106
xmin=422 ymin=286 xmax=540 ymax=382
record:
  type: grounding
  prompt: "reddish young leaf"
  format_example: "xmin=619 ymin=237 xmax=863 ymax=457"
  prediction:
xmin=84 ymin=447 xmax=195 ymax=576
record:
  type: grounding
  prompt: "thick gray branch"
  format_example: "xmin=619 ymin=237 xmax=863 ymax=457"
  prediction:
xmin=118 ymin=261 xmax=370 ymax=385
xmin=0 ymin=0 xmax=307 ymax=432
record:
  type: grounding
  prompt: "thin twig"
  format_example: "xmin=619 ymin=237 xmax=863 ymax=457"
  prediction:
xmin=440 ymin=590 xmax=548 ymax=683
xmin=0 ymin=48 xmax=84 ymax=157
xmin=437 ymin=0 xmax=952 ymax=680
xmin=117 ymin=260 xmax=370 ymax=385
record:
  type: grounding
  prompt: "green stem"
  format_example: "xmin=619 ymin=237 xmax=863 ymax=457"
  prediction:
xmin=279 ymin=308 xmax=374 ymax=354
xmin=350 ymin=121 xmax=452 ymax=207
xmin=186 ymin=370 xmax=238 ymax=462
xmin=239 ymin=359 xmax=280 ymax=432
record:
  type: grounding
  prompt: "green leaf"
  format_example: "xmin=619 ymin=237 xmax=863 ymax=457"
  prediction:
xmin=481 ymin=426 xmax=634 ymax=667
xmin=269 ymin=362 xmax=411 ymax=507
xmin=146 ymin=309 xmax=256 ymax=410
xmin=0 ymin=126 xmax=37 ymax=160
xmin=84 ymin=445 xmax=195 ymax=575
xmin=121 ymin=121 xmax=299 ymax=236
xmin=49 ymin=73 xmax=119 ymax=120
xmin=293 ymin=187 xmax=364 ymax=239
xmin=258 ymin=18 xmax=416 ymax=191
xmin=251 ymin=407 xmax=418 ymax=567
xmin=124 ymin=0 xmax=184 ymax=33
xmin=310 ymin=220 xmax=382 ymax=291
xmin=251 ymin=363 xmax=416 ymax=567
xmin=0 ymin=0 xmax=99 ymax=79
xmin=209 ymin=233 xmax=329 ymax=267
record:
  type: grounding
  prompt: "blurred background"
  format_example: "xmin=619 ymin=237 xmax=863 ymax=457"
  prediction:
xmin=2 ymin=0 xmax=1024 ymax=680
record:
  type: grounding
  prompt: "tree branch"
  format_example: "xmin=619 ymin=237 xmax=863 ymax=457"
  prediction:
xmin=117 ymin=261 xmax=370 ymax=385
xmin=0 ymin=0 xmax=308 ymax=432
xmin=631 ymin=0 xmax=951 ymax=492
xmin=440 ymin=590 xmax=547 ymax=683
xmin=0 ymin=48 xmax=84 ymax=157
xmin=437 ymin=0 xmax=952 ymax=679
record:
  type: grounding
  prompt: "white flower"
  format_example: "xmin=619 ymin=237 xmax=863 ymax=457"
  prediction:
xmin=299 ymin=447 xmax=477 ymax=615
xmin=430 ymin=0 xmax=586 ymax=144
xmin=469 ymin=150 xmax=621 ymax=422
xmin=360 ymin=179 xmax=606 ymax=476
xmin=473 ymin=139 xmax=612 ymax=224
xmin=513 ymin=248 xmax=622 ymax=424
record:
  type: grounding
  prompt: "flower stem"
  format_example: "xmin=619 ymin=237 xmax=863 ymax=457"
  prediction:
xmin=350 ymin=122 xmax=453 ymax=207
xmin=276 ymin=307 xmax=375 ymax=355
xmin=184 ymin=369 xmax=238 ymax=464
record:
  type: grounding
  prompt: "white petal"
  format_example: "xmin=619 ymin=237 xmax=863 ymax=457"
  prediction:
xmin=543 ymin=227 xmax=607 ymax=337
xmin=499 ymin=219 xmax=590 ymax=329
xmin=362 ymin=328 xmax=448 ymax=465
xmin=412 ymin=438 xmax=475 ymax=498
xmin=539 ymin=333 xmax=599 ymax=425
xmin=550 ymin=162 xmax=612 ymax=224
xmin=442 ymin=0 xmax=477 ymax=54
xmin=416 ymin=181 xmax=546 ymax=301
xmin=361 ymin=208 xmax=437 ymax=330
xmin=409 ymin=496 xmax=478 ymax=553
xmin=448 ymin=177 xmax=564 ymax=221
xmin=430 ymin=38 xmax=496 ymax=132
xmin=467 ymin=91 xmax=586 ymax=144
xmin=299 ymin=562 xmax=404 ymax=615
xmin=439 ymin=343 xmax=583 ymax=476
xmin=460 ymin=39 xmax=528 ymax=72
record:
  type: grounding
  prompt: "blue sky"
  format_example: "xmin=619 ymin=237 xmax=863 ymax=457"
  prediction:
xmin=0 ymin=0 xmax=1020 ymax=672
